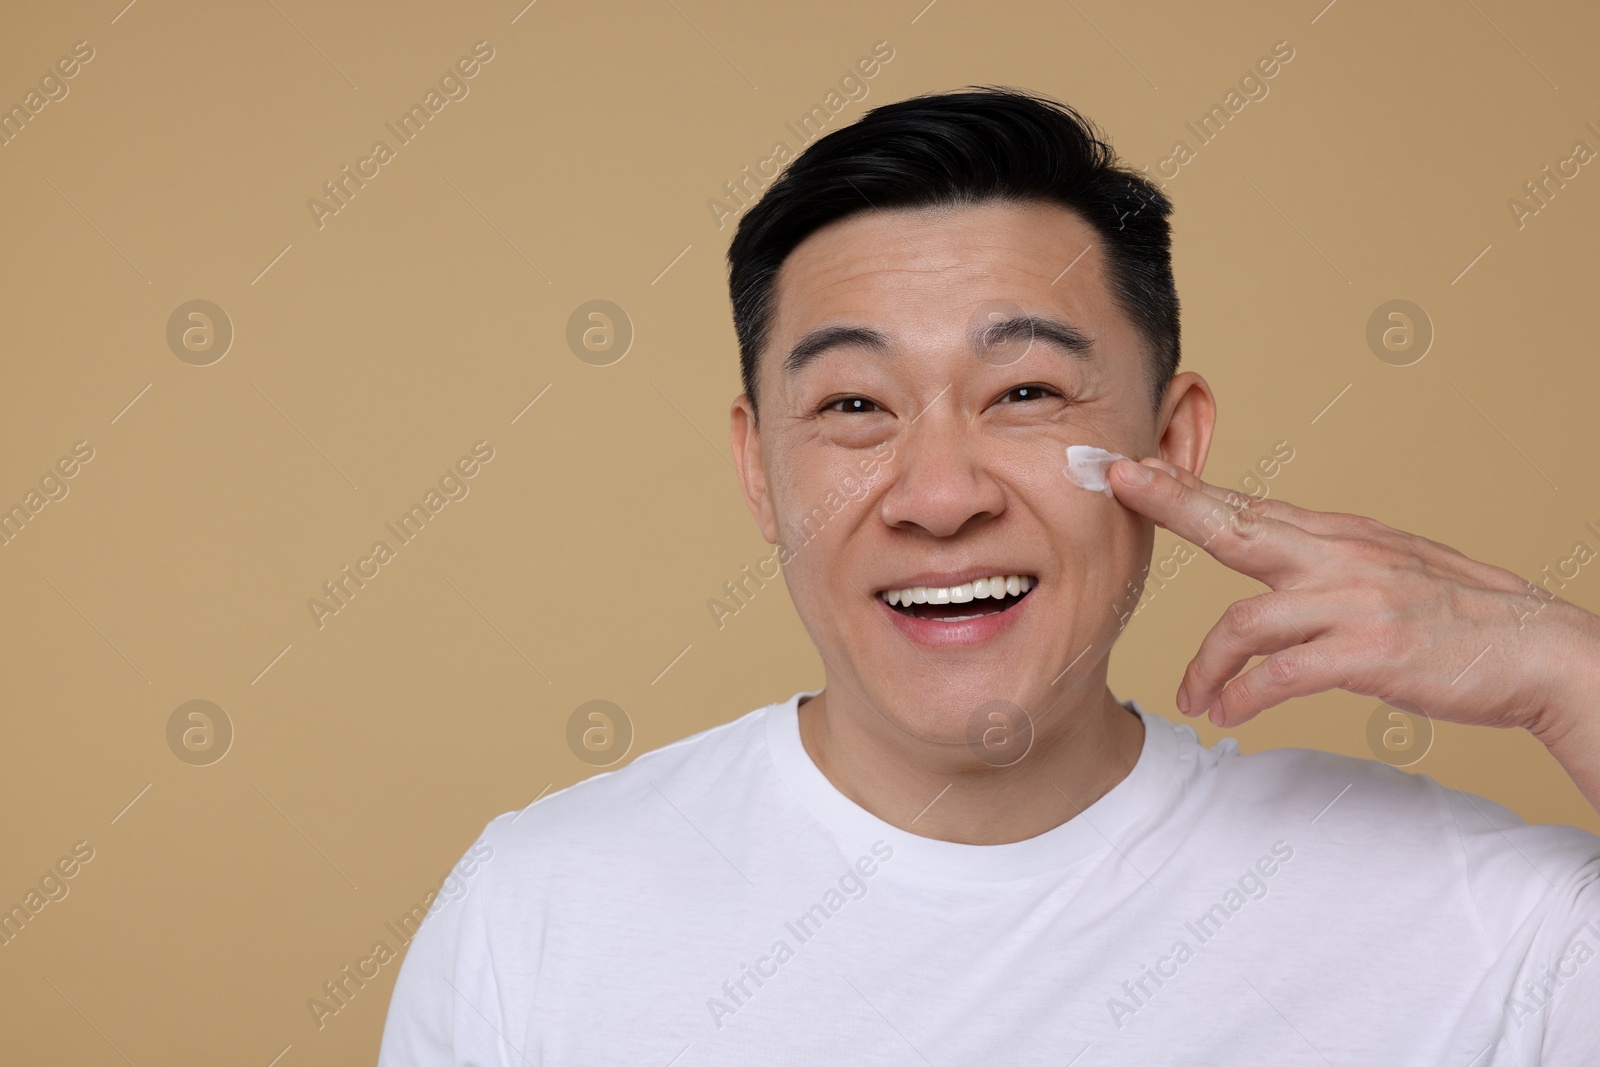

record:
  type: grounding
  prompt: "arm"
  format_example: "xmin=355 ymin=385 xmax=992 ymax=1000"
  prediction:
xmin=377 ymin=828 xmax=509 ymax=1067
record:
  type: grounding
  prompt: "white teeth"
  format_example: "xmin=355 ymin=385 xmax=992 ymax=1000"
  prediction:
xmin=878 ymin=574 xmax=1036 ymax=608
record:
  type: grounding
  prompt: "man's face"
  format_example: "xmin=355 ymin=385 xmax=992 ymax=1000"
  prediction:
xmin=732 ymin=198 xmax=1209 ymax=749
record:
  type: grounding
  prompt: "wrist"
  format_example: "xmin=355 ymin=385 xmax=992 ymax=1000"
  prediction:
xmin=1525 ymin=600 xmax=1600 ymax=750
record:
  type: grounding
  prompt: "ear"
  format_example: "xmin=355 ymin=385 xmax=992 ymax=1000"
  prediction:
xmin=1154 ymin=371 xmax=1216 ymax=479
xmin=730 ymin=394 xmax=779 ymax=543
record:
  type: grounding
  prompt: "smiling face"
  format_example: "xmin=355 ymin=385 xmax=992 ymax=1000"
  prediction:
xmin=730 ymin=198 xmax=1214 ymax=754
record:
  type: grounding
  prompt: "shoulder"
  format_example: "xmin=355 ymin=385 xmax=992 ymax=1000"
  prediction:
xmin=477 ymin=695 xmax=781 ymax=868
xmin=1212 ymin=740 xmax=1600 ymax=935
xmin=1137 ymin=707 xmax=1449 ymax=826
xmin=1215 ymin=741 xmax=1439 ymax=817
xmin=1217 ymin=740 xmax=1597 ymax=854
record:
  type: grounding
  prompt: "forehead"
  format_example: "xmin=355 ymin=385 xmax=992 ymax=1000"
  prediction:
xmin=767 ymin=199 xmax=1122 ymax=351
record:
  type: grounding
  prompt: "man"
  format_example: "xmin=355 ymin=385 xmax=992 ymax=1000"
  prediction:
xmin=378 ymin=87 xmax=1600 ymax=1064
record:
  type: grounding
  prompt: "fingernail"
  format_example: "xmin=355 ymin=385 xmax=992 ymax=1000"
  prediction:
xmin=1176 ymin=684 xmax=1190 ymax=714
xmin=1118 ymin=459 xmax=1155 ymax=485
xmin=1146 ymin=458 xmax=1178 ymax=477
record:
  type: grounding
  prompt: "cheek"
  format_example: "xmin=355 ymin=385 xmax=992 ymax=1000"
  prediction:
xmin=1044 ymin=498 xmax=1152 ymax=610
xmin=765 ymin=454 xmax=866 ymax=584
xmin=1052 ymin=506 xmax=1123 ymax=579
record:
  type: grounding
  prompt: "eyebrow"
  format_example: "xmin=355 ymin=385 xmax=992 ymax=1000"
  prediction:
xmin=782 ymin=314 xmax=1095 ymax=375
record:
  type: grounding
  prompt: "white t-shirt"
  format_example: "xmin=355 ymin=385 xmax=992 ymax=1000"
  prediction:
xmin=377 ymin=690 xmax=1600 ymax=1065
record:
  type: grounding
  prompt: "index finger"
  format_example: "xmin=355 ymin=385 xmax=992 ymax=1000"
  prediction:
xmin=1108 ymin=457 xmax=1320 ymax=585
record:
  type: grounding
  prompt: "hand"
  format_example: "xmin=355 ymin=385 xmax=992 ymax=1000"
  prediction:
xmin=1106 ymin=457 xmax=1600 ymax=747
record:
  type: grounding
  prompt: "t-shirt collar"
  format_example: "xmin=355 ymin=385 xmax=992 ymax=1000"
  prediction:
xmin=764 ymin=687 xmax=1184 ymax=882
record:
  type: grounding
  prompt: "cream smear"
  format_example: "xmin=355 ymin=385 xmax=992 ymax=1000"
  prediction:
xmin=1062 ymin=445 xmax=1126 ymax=497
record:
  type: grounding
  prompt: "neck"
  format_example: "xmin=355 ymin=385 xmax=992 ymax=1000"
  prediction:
xmin=796 ymin=677 xmax=1145 ymax=846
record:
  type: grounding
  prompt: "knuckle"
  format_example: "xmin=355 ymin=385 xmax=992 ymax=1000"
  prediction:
xmin=1263 ymin=650 xmax=1303 ymax=686
xmin=1428 ymin=536 xmax=1471 ymax=562
xmin=1224 ymin=503 xmax=1262 ymax=542
xmin=1348 ymin=513 xmax=1387 ymax=534
xmin=1342 ymin=535 xmax=1394 ymax=567
xmin=1220 ymin=677 xmax=1257 ymax=717
xmin=1328 ymin=511 xmax=1385 ymax=537
xmin=1222 ymin=597 xmax=1267 ymax=638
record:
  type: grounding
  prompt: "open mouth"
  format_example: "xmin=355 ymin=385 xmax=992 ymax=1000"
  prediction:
xmin=877 ymin=575 xmax=1036 ymax=624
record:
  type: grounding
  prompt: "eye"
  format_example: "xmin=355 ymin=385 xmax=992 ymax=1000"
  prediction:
xmin=820 ymin=396 xmax=882 ymax=415
xmin=998 ymin=384 xmax=1064 ymax=404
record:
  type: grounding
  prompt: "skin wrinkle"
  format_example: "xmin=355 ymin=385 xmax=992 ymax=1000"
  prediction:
xmin=729 ymin=199 xmax=1217 ymax=845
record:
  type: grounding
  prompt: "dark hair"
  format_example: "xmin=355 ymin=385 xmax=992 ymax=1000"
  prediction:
xmin=726 ymin=85 xmax=1180 ymax=423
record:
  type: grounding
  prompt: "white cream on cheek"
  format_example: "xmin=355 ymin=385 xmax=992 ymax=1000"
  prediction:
xmin=1062 ymin=445 xmax=1125 ymax=497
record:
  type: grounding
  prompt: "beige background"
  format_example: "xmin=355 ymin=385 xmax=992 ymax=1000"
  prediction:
xmin=2 ymin=0 xmax=1597 ymax=1061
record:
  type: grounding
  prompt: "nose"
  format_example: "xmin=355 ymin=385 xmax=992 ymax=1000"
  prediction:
xmin=876 ymin=402 xmax=1007 ymax=538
